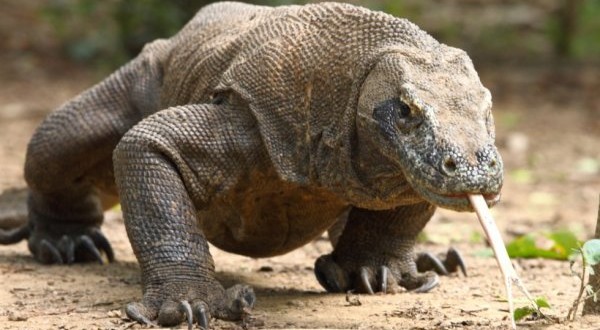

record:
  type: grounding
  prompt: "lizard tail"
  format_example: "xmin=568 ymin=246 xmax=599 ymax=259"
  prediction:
xmin=0 ymin=187 xmax=29 ymax=244
xmin=0 ymin=225 xmax=29 ymax=244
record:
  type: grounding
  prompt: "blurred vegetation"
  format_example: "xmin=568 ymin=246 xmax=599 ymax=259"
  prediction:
xmin=15 ymin=0 xmax=600 ymax=71
xmin=40 ymin=0 xmax=218 ymax=70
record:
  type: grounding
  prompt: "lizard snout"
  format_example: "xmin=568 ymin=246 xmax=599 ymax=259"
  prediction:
xmin=436 ymin=144 xmax=503 ymax=194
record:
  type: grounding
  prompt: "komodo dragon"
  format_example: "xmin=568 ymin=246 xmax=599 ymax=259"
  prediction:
xmin=0 ymin=1 xmax=503 ymax=328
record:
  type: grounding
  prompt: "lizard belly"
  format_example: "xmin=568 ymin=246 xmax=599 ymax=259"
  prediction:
xmin=199 ymin=173 xmax=348 ymax=258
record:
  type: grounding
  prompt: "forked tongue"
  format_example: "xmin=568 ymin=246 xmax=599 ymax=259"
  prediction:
xmin=468 ymin=194 xmax=539 ymax=330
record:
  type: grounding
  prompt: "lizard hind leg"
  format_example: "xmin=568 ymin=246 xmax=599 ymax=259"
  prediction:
xmin=13 ymin=41 xmax=167 ymax=264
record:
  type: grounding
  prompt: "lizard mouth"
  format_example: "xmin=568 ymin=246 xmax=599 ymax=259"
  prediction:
xmin=415 ymin=185 xmax=501 ymax=212
xmin=442 ymin=193 xmax=500 ymax=203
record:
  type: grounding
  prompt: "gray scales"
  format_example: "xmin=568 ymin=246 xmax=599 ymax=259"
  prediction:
xmin=0 ymin=2 xmax=503 ymax=328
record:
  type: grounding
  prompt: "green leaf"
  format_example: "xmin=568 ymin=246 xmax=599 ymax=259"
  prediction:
xmin=535 ymin=297 xmax=550 ymax=308
xmin=582 ymin=239 xmax=600 ymax=266
xmin=547 ymin=230 xmax=580 ymax=258
xmin=507 ymin=235 xmax=563 ymax=259
xmin=507 ymin=231 xmax=582 ymax=260
xmin=506 ymin=235 xmax=537 ymax=258
xmin=514 ymin=306 xmax=536 ymax=321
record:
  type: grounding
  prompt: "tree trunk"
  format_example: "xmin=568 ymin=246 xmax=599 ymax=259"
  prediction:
xmin=583 ymin=195 xmax=600 ymax=314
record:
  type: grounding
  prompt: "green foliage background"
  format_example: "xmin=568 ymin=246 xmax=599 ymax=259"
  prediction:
xmin=38 ymin=0 xmax=600 ymax=70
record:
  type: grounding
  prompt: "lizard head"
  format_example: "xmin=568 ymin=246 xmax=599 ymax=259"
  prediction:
xmin=355 ymin=46 xmax=503 ymax=212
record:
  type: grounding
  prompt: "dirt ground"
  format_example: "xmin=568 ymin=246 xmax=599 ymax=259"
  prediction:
xmin=0 ymin=53 xmax=599 ymax=330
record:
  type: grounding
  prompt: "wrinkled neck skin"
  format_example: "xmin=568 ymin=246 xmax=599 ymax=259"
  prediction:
xmin=313 ymin=49 xmax=420 ymax=210
xmin=316 ymin=45 xmax=504 ymax=212
xmin=352 ymin=130 xmax=426 ymax=209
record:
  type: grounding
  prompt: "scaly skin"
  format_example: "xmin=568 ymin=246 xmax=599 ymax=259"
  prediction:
xmin=0 ymin=2 xmax=503 ymax=327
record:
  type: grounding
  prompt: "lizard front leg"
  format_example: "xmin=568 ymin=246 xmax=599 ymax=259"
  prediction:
xmin=316 ymin=202 xmax=462 ymax=294
xmin=113 ymin=102 xmax=261 ymax=327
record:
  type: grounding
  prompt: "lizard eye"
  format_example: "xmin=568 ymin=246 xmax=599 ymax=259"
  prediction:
xmin=373 ymin=98 xmax=420 ymax=137
xmin=397 ymin=101 xmax=411 ymax=118
xmin=373 ymin=98 xmax=412 ymax=119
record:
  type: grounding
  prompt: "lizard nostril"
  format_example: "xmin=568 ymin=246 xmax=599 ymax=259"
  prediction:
xmin=488 ymin=157 xmax=500 ymax=175
xmin=441 ymin=155 xmax=457 ymax=175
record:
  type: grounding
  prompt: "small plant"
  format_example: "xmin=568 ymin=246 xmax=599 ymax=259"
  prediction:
xmin=513 ymin=297 xmax=551 ymax=321
xmin=506 ymin=230 xmax=582 ymax=323
xmin=566 ymin=239 xmax=600 ymax=320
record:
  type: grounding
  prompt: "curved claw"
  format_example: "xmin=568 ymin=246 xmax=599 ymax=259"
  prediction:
xmin=179 ymin=300 xmax=193 ymax=330
xmin=0 ymin=224 xmax=30 ymax=244
xmin=399 ymin=270 xmax=440 ymax=293
xmin=412 ymin=273 xmax=440 ymax=293
xmin=379 ymin=266 xmax=389 ymax=294
xmin=314 ymin=255 xmax=350 ymax=293
xmin=125 ymin=302 xmax=157 ymax=326
xmin=444 ymin=247 xmax=467 ymax=276
xmin=90 ymin=229 xmax=114 ymax=262
xmin=39 ymin=239 xmax=63 ymax=264
xmin=193 ymin=302 xmax=210 ymax=330
xmin=58 ymin=235 xmax=75 ymax=264
xmin=76 ymin=235 xmax=104 ymax=264
xmin=416 ymin=252 xmax=449 ymax=276
xmin=358 ymin=267 xmax=375 ymax=294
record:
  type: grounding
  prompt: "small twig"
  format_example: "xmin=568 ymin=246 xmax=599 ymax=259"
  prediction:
xmin=583 ymin=195 xmax=600 ymax=315
xmin=469 ymin=194 xmax=541 ymax=329
xmin=460 ymin=307 xmax=488 ymax=315
xmin=568 ymin=249 xmax=588 ymax=321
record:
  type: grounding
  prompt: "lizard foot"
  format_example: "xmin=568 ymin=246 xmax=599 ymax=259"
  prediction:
xmin=26 ymin=222 xmax=113 ymax=264
xmin=314 ymin=248 xmax=464 ymax=294
xmin=416 ymin=247 xmax=466 ymax=276
xmin=125 ymin=283 xmax=255 ymax=329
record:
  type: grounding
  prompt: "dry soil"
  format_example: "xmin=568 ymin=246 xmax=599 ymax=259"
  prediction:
xmin=0 ymin=56 xmax=599 ymax=329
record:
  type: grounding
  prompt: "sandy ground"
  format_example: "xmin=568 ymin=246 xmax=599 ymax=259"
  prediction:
xmin=0 ymin=56 xmax=599 ymax=330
